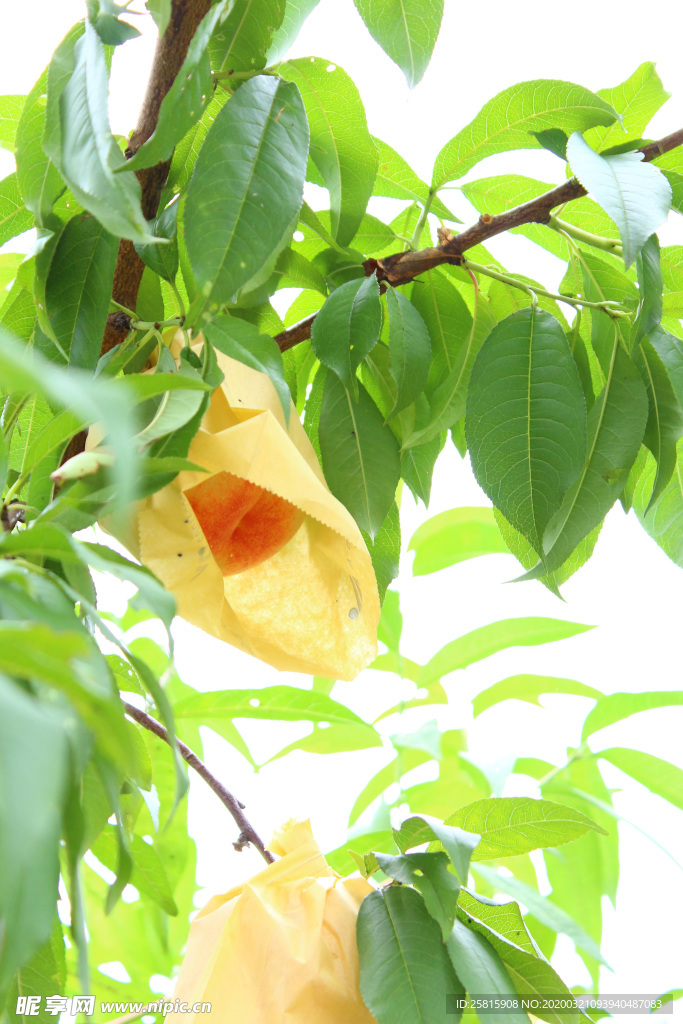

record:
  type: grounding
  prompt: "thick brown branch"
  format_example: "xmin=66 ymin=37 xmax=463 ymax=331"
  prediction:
xmin=274 ymin=127 xmax=683 ymax=349
xmin=100 ymin=0 xmax=213 ymax=357
xmin=123 ymin=701 xmax=275 ymax=864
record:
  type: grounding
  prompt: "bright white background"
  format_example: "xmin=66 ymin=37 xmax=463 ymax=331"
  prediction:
xmin=1 ymin=0 xmax=682 ymax=1012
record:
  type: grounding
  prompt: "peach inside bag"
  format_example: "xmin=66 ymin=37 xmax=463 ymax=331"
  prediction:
xmin=165 ymin=820 xmax=376 ymax=1023
xmin=121 ymin=341 xmax=380 ymax=680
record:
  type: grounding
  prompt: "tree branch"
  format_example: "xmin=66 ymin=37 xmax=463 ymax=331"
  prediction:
xmin=100 ymin=0 xmax=213 ymax=358
xmin=274 ymin=127 xmax=683 ymax=351
xmin=123 ymin=701 xmax=275 ymax=864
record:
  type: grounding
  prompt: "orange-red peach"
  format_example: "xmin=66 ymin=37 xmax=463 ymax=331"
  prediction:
xmin=185 ymin=471 xmax=305 ymax=576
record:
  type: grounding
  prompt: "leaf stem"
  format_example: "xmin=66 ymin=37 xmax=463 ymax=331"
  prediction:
xmin=548 ymin=214 xmax=623 ymax=256
xmin=122 ymin=701 xmax=275 ymax=864
xmin=409 ymin=191 xmax=435 ymax=251
xmin=130 ymin=315 xmax=185 ymax=331
xmin=463 ymin=259 xmax=629 ymax=317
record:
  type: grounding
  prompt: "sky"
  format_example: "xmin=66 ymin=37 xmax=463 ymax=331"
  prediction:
xmin=1 ymin=0 xmax=682 ymax=1012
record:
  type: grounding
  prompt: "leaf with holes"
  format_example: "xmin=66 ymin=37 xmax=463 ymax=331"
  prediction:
xmin=174 ymin=685 xmax=369 ymax=726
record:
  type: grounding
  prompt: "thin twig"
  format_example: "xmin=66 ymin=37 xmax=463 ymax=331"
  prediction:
xmin=274 ymin=127 xmax=683 ymax=350
xmin=123 ymin=701 xmax=275 ymax=864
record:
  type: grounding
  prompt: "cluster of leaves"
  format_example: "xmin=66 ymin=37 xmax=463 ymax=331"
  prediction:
xmin=1 ymin=0 xmax=682 ymax=1019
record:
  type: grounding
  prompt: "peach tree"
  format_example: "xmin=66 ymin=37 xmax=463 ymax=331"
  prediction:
xmin=1 ymin=0 xmax=682 ymax=1022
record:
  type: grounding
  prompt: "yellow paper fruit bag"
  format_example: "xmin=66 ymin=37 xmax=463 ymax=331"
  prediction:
xmin=117 ymin=344 xmax=380 ymax=680
xmin=165 ymin=820 xmax=377 ymax=1023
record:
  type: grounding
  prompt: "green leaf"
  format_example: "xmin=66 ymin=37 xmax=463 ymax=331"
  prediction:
xmin=265 ymin=722 xmax=382 ymax=763
xmin=319 ymin=372 xmax=400 ymax=539
xmin=0 ymin=680 xmax=69 ymax=994
xmin=146 ymin=0 xmax=172 ymax=35
xmin=649 ymin=324 xmax=683 ymax=409
xmin=311 ymin=276 xmax=381 ymax=394
xmin=372 ymin=137 xmax=458 ymax=221
xmin=412 ymin=269 xmax=472 ymax=396
xmin=44 ymin=23 xmax=157 ymax=244
xmin=634 ymin=337 xmax=683 ymax=507
xmin=184 ymin=75 xmax=308 ymax=314
xmin=467 ymin=308 xmax=587 ymax=554
xmin=581 ymin=690 xmax=683 ymax=741
xmin=123 ymin=0 xmax=232 ymax=172
xmin=446 ymin=919 xmax=529 ymax=1024
xmin=377 ymin=851 xmax=460 ymax=941
xmin=0 ymin=172 xmax=33 ymax=248
xmin=597 ymin=747 xmax=683 ymax=810
xmin=357 ymin=887 xmax=464 ymax=1024
xmin=446 ymin=797 xmax=606 ymax=861
xmin=529 ymin=335 xmax=648 ymax=577
xmin=174 ymin=685 xmax=370 ymax=726
xmin=633 ymin=233 xmax=663 ymax=346
xmin=633 ymin=441 xmax=683 ymax=565
xmin=454 ymin=901 xmax=582 ymax=1024
xmin=566 ymin=132 xmax=671 ymax=268
xmin=386 ymin=288 xmax=431 ymax=415
xmin=433 ymin=80 xmax=617 ymax=188
xmin=267 ymin=0 xmax=322 ymax=62
xmin=134 ymin=199 xmax=179 ymax=283
xmin=469 ymin=866 xmax=608 ymax=965
xmin=0 ymin=329 xmax=139 ymax=520
xmin=653 ymin=148 xmax=683 ymax=215
xmin=585 ymin=62 xmax=671 ymax=153
xmin=496 ymin=508 xmax=602 ymax=593
xmin=392 ymin=815 xmax=481 ymax=883
xmin=400 ymin=426 xmax=445 ymax=505
xmin=0 ymin=95 xmax=25 ymax=153
xmin=44 ymin=215 xmax=118 ymax=370
xmin=15 ymin=59 xmax=68 ymax=229
xmin=362 ymin=501 xmax=401 ymax=601
xmin=530 ymin=128 xmax=568 ymax=160
xmin=92 ymin=828 xmax=177 ymax=915
xmin=352 ymin=0 xmax=444 ymax=88
xmin=421 ymin=617 xmax=593 ymax=685
xmin=204 ymin=314 xmax=291 ymax=420
xmin=210 ymin=0 xmax=286 ymax=73
xmin=473 ymin=675 xmax=602 ymax=718
xmin=409 ymin=506 xmax=509 ymax=575
xmin=279 ymin=58 xmax=377 ymax=245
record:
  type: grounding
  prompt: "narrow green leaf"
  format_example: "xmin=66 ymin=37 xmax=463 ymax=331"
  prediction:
xmin=361 ymin=501 xmax=401 ymax=601
xmin=204 ymin=314 xmax=291 ymax=421
xmin=532 ymin=334 xmax=648 ymax=576
xmin=392 ymin=815 xmax=480 ymax=883
xmin=634 ymin=337 xmax=683 ymax=507
xmin=649 ymin=324 xmax=683 ymax=409
xmin=45 ymin=23 xmax=157 ymax=243
xmin=386 ymin=288 xmax=431 ymax=415
xmin=633 ymin=233 xmax=663 ymax=344
xmin=598 ymin=747 xmax=683 ymax=810
xmin=421 ymin=617 xmax=593 ymax=685
xmin=15 ymin=60 xmax=68 ymax=229
xmin=123 ymin=0 xmax=232 ymax=172
xmin=353 ymin=0 xmax=444 ymax=88
xmin=319 ymin=372 xmax=400 ymax=538
xmin=409 ymin=506 xmax=509 ymax=576
xmin=400 ymin=426 xmax=445 ymax=505
xmin=433 ymin=80 xmax=617 ymax=188
xmin=469 ymin=867 xmax=608 ymax=965
xmin=496 ymin=508 xmax=602 ymax=593
xmin=44 ymin=215 xmax=118 ymax=370
xmin=146 ymin=0 xmax=172 ymax=35
xmin=466 ymin=308 xmax=587 ymax=554
xmin=633 ymin=441 xmax=683 ymax=565
xmin=446 ymin=797 xmax=606 ymax=861
xmin=311 ymin=276 xmax=381 ymax=394
xmin=175 ymin=685 xmax=369 ymax=726
xmin=279 ymin=58 xmax=377 ymax=245
xmin=185 ymin=75 xmax=308 ymax=314
xmin=473 ymin=675 xmax=602 ymax=718
xmin=566 ymin=132 xmax=671 ymax=268
xmin=265 ymin=722 xmax=381 ymax=763
xmin=446 ymin=920 xmax=529 ymax=1024
xmin=6 ymin=918 xmax=66 ymax=1022
xmin=581 ymin=690 xmax=683 ymax=741
xmin=357 ymin=887 xmax=464 ymax=1024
